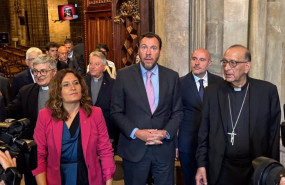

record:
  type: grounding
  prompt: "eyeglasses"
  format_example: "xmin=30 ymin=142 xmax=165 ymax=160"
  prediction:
xmin=32 ymin=69 xmax=53 ymax=76
xmin=220 ymin=59 xmax=248 ymax=68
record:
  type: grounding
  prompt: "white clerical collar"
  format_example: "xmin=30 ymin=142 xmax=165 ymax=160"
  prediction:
xmin=41 ymin=86 xmax=49 ymax=90
xmin=234 ymin=87 xmax=242 ymax=91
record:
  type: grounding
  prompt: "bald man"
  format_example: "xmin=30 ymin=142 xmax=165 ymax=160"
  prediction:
xmin=178 ymin=49 xmax=223 ymax=185
xmin=58 ymin=46 xmax=82 ymax=74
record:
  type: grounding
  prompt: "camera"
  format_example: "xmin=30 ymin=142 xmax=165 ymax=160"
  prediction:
xmin=0 ymin=118 xmax=37 ymax=179
xmin=252 ymin=104 xmax=285 ymax=185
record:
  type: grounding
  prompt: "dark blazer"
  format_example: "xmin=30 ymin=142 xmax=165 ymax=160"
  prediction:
xmin=111 ymin=63 xmax=183 ymax=163
xmin=0 ymin=96 xmax=6 ymax=121
xmin=178 ymin=72 xmax=223 ymax=153
xmin=6 ymin=83 xmax=39 ymax=139
xmin=11 ymin=69 xmax=34 ymax=99
xmin=67 ymin=57 xmax=82 ymax=74
xmin=196 ymin=77 xmax=281 ymax=185
xmin=57 ymin=61 xmax=68 ymax=71
xmin=84 ymin=73 xmax=115 ymax=138
xmin=0 ymin=76 xmax=11 ymax=106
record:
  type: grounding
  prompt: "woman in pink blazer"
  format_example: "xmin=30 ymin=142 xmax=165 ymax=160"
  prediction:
xmin=32 ymin=68 xmax=115 ymax=185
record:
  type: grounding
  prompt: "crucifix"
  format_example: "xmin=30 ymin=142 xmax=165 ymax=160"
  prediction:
xmin=227 ymin=131 xmax=237 ymax=146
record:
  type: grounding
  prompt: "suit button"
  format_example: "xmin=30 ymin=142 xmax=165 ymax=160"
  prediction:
xmin=151 ymin=115 xmax=153 ymax=118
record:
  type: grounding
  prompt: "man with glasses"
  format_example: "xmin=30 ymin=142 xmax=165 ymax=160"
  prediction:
xmin=178 ymin=49 xmax=223 ymax=185
xmin=195 ymin=45 xmax=280 ymax=185
xmin=11 ymin=47 xmax=42 ymax=99
xmin=6 ymin=54 xmax=57 ymax=185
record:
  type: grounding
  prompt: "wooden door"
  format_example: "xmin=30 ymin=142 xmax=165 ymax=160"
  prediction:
xmin=83 ymin=0 xmax=113 ymax=68
xmin=83 ymin=0 xmax=154 ymax=70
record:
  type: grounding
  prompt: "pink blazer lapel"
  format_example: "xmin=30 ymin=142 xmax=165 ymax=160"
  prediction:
xmin=79 ymin=108 xmax=91 ymax=160
xmin=52 ymin=119 xmax=64 ymax=160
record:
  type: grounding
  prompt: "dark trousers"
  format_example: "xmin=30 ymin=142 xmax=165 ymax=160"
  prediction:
xmin=123 ymin=147 xmax=174 ymax=185
xmin=24 ymin=171 xmax=37 ymax=185
xmin=179 ymin=151 xmax=197 ymax=185
xmin=215 ymin=158 xmax=253 ymax=185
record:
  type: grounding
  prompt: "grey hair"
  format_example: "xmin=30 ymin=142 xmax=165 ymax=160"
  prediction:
xmin=26 ymin=47 xmax=42 ymax=59
xmin=89 ymin=51 xmax=107 ymax=65
xmin=33 ymin=54 xmax=57 ymax=70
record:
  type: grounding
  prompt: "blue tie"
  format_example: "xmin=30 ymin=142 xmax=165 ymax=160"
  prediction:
xmin=199 ymin=79 xmax=204 ymax=101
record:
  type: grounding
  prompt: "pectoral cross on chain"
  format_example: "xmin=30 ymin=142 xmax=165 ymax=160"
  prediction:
xmin=227 ymin=131 xmax=237 ymax=146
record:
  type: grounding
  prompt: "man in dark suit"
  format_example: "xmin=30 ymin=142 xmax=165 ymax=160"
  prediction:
xmin=84 ymin=51 xmax=116 ymax=141
xmin=6 ymin=54 xmax=57 ymax=185
xmin=111 ymin=32 xmax=183 ymax=185
xmin=0 ymin=96 xmax=6 ymax=121
xmin=0 ymin=76 xmax=11 ymax=106
xmin=178 ymin=49 xmax=223 ymax=185
xmin=195 ymin=45 xmax=280 ymax=185
xmin=11 ymin=47 xmax=42 ymax=99
xmin=73 ymin=36 xmax=85 ymax=75
xmin=58 ymin=46 xmax=81 ymax=74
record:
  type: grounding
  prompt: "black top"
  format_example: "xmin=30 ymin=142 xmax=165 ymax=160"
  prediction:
xmin=68 ymin=113 xmax=89 ymax=185
xmin=225 ymin=81 xmax=250 ymax=161
xmin=57 ymin=61 xmax=68 ymax=71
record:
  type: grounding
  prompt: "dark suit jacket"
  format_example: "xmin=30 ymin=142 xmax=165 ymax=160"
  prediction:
xmin=67 ymin=57 xmax=82 ymax=74
xmin=196 ymin=77 xmax=281 ymax=185
xmin=11 ymin=69 xmax=34 ymax=99
xmin=0 ymin=76 xmax=11 ymax=106
xmin=178 ymin=72 xmax=223 ymax=153
xmin=0 ymin=96 xmax=6 ymax=121
xmin=6 ymin=83 xmax=39 ymax=139
xmin=111 ymin=63 xmax=183 ymax=163
xmin=84 ymin=73 xmax=115 ymax=138
xmin=57 ymin=61 xmax=68 ymax=71
xmin=73 ymin=43 xmax=85 ymax=74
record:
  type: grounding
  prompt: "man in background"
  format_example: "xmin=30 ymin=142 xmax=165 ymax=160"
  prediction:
xmin=58 ymin=45 xmax=81 ymax=74
xmin=46 ymin=42 xmax=67 ymax=71
xmin=0 ymin=76 xmax=10 ymax=106
xmin=178 ymin=49 xmax=223 ymax=185
xmin=11 ymin=47 xmax=42 ymax=99
xmin=84 ymin=51 xmax=117 ymax=148
xmin=73 ymin=36 xmax=85 ymax=75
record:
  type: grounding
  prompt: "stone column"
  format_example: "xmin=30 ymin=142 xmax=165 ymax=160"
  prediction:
xmin=223 ymin=0 xmax=249 ymax=50
xmin=248 ymin=0 xmax=267 ymax=80
xmin=8 ymin=0 xmax=19 ymax=42
xmin=190 ymin=0 xmax=206 ymax=55
xmin=206 ymin=0 xmax=224 ymax=75
xmin=155 ymin=0 xmax=189 ymax=76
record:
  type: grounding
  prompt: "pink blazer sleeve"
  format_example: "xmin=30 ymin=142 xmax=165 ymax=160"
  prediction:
xmin=94 ymin=107 xmax=116 ymax=181
xmin=32 ymin=108 xmax=50 ymax=176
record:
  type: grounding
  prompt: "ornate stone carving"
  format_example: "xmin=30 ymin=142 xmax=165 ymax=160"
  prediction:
xmin=114 ymin=0 xmax=140 ymax=23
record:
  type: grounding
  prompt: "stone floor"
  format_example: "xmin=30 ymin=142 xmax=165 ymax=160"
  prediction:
xmin=21 ymin=155 xmax=186 ymax=185
xmin=112 ymin=155 xmax=186 ymax=185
